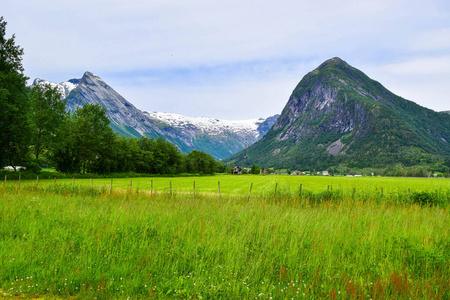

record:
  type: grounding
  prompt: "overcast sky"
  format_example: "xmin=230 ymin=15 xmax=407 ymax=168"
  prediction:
xmin=2 ymin=0 xmax=450 ymax=119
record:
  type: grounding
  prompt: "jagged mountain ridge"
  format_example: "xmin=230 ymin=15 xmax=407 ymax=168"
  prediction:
xmin=32 ymin=72 xmax=279 ymax=160
xmin=226 ymin=57 xmax=450 ymax=169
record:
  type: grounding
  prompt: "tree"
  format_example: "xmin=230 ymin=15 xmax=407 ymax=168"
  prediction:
xmin=51 ymin=114 xmax=81 ymax=173
xmin=0 ymin=16 xmax=30 ymax=169
xmin=250 ymin=164 xmax=260 ymax=174
xmin=29 ymin=83 xmax=66 ymax=162
xmin=215 ymin=160 xmax=227 ymax=173
xmin=152 ymin=137 xmax=184 ymax=174
xmin=72 ymin=104 xmax=115 ymax=173
xmin=226 ymin=162 xmax=234 ymax=174
xmin=185 ymin=150 xmax=217 ymax=174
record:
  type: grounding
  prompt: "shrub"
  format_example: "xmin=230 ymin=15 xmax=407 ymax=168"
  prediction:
xmin=411 ymin=191 xmax=440 ymax=206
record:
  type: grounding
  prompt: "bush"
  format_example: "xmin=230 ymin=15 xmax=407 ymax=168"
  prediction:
xmin=411 ymin=192 xmax=441 ymax=206
xmin=250 ymin=164 xmax=260 ymax=174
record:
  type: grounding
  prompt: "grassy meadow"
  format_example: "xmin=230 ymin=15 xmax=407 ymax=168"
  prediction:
xmin=7 ymin=174 xmax=450 ymax=198
xmin=0 ymin=175 xmax=449 ymax=299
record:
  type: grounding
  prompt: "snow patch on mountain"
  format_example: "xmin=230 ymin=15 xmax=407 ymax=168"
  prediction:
xmin=32 ymin=78 xmax=79 ymax=99
xmin=30 ymin=71 xmax=280 ymax=159
xmin=144 ymin=111 xmax=266 ymax=138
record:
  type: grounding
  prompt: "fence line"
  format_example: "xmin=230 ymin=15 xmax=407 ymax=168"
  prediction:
xmin=1 ymin=179 xmax=448 ymax=206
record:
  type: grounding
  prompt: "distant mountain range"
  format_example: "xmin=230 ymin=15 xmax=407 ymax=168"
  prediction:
xmin=32 ymin=73 xmax=279 ymax=160
xmin=226 ymin=57 xmax=450 ymax=170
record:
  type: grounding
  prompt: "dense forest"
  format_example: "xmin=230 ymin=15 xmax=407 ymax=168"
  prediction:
xmin=0 ymin=17 xmax=225 ymax=175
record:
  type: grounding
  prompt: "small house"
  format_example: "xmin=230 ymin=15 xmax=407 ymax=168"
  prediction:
xmin=232 ymin=166 xmax=243 ymax=175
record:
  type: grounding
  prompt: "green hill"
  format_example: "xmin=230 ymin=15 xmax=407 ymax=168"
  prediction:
xmin=225 ymin=58 xmax=450 ymax=170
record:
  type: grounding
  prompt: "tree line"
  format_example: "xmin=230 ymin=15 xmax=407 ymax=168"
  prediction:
xmin=0 ymin=17 xmax=225 ymax=175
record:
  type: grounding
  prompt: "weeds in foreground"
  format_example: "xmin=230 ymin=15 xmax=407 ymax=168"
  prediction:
xmin=0 ymin=184 xmax=448 ymax=299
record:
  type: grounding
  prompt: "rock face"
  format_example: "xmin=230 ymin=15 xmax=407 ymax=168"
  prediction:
xmin=31 ymin=72 xmax=279 ymax=160
xmin=64 ymin=72 xmax=164 ymax=138
xmin=226 ymin=57 xmax=450 ymax=169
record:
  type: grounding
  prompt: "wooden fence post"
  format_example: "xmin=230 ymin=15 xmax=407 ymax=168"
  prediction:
xmin=130 ymin=179 xmax=132 ymax=191
xmin=151 ymin=180 xmax=153 ymax=195
xmin=19 ymin=175 xmax=21 ymax=187
xmin=110 ymin=179 xmax=113 ymax=194
xmin=193 ymin=181 xmax=196 ymax=196
xmin=218 ymin=181 xmax=221 ymax=199
xmin=381 ymin=187 xmax=383 ymax=197
xmin=90 ymin=178 xmax=93 ymax=190
xmin=36 ymin=176 xmax=39 ymax=187
xmin=408 ymin=188 xmax=410 ymax=199
xmin=299 ymin=183 xmax=303 ymax=198
xmin=248 ymin=183 xmax=253 ymax=202
xmin=4 ymin=175 xmax=6 ymax=187
xmin=274 ymin=183 xmax=278 ymax=197
xmin=72 ymin=177 xmax=75 ymax=188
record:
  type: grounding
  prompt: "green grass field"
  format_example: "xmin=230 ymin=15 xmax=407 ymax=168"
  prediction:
xmin=7 ymin=174 xmax=450 ymax=197
xmin=1 ymin=175 xmax=449 ymax=299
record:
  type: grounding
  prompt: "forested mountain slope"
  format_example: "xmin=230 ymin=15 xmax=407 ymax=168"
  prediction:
xmin=32 ymin=72 xmax=278 ymax=160
xmin=226 ymin=58 xmax=450 ymax=170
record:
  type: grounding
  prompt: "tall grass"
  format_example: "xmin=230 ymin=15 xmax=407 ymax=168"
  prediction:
xmin=0 ymin=182 xmax=449 ymax=299
xmin=6 ymin=174 xmax=450 ymax=201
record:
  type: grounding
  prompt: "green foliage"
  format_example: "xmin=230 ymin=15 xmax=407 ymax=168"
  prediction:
xmin=0 ymin=17 xmax=30 ymax=169
xmin=29 ymin=83 xmax=67 ymax=162
xmin=17 ymin=99 xmax=222 ymax=176
xmin=250 ymin=164 xmax=260 ymax=174
xmin=72 ymin=104 xmax=115 ymax=173
xmin=185 ymin=150 xmax=217 ymax=174
xmin=51 ymin=114 xmax=82 ymax=173
xmin=411 ymin=191 xmax=441 ymax=206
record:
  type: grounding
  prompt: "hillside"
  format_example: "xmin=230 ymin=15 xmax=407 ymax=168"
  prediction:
xmin=32 ymin=73 xmax=278 ymax=160
xmin=226 ymin=57 xmax=450 ymax=170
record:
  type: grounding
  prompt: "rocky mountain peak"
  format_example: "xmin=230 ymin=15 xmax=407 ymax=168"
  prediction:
xmin=225 ymin=58 xmax=450 ymax=170
xmin=79 ymin=71 xmax=106 ymax=87
xmin=30 ymin=72 xmax=280 ymax=160
xmin=316 ymin=57 xmax=348 ymax=71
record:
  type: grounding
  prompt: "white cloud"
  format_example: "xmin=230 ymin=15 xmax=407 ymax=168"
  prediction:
xmin=383 ymin=56 xmax=450 ymax=75
xmin=412 ymin=27 xmax=450 ymax=51
xmin=362 ymin=59 xmax=450 ymax=112
xmin=2 ymin=0 xmax=450 ymax=117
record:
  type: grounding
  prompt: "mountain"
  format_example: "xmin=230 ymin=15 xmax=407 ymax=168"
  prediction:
xmin=31 ymin=72 xmax=279 ymax=160
xmin=225 ymin=57 xmax=450 ymax=170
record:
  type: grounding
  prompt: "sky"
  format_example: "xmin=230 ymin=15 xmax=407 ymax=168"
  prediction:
xmin=2 ymin=0 xmax=450 ymax=120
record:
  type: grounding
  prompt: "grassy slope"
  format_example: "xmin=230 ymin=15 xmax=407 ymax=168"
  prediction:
xmin=0 ymin=182 xmax=449 ymax=299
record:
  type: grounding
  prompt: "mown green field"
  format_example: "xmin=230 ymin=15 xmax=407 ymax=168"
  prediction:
xmin=0 ymin=176 xmax=449 ymax=299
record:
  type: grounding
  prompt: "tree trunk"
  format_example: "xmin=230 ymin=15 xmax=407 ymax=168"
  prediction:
xmin=35 ymin=128 xmax=42 ymax=160
xmin=9 ymin=157 xmax=16 ymax=172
